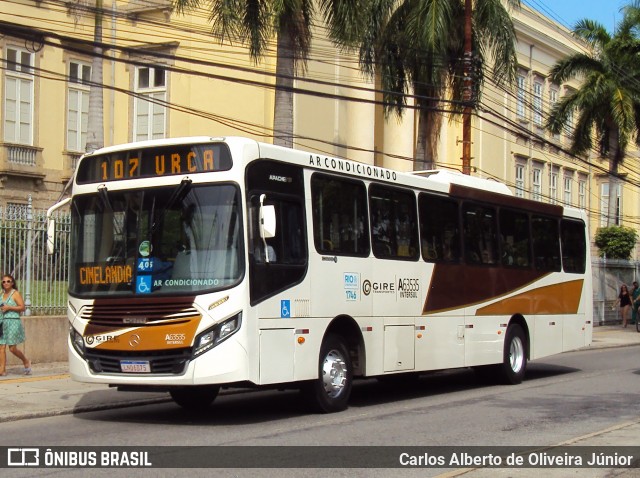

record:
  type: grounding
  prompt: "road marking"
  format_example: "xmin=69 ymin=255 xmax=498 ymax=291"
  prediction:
xmin=0 ymin=373 xmax=70 ymax=384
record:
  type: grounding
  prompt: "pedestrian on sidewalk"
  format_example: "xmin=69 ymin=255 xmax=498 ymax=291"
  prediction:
xmin=0 ymin=274 xmax=31 ymax=376
xmin=632 ymin=282 xmax=640 ymax=326
xmin=614 ymin=283 xmax=632 ymax=328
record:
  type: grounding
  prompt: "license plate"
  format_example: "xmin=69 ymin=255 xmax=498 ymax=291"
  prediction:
xmin=120 ymin=360 xmax=151 ymax=373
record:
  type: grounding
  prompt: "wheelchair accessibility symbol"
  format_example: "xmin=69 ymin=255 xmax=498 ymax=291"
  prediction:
xmin=281 ymin=300 xmax=291 ymax=318
xmin=136 ymin=275 xmax=152 ymax=294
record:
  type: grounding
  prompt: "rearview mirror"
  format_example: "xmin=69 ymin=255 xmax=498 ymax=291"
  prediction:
xmin=47 ymin=218 xmax=56 ymax=255
xmin=46 ymin=197 xmax=71 ymax=255
xmin=259 ymin=194 xmax=276 ymax=239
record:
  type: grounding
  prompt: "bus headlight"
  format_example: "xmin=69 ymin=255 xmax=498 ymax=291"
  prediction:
xmin=193 ymin=313 xmax=242 ymax=358
xmin=70 ymin=327 xmax=85 ymax=356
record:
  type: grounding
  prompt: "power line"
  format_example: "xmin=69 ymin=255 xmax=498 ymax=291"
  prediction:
xmin=2 ymin=5 xmax=638 ymax=206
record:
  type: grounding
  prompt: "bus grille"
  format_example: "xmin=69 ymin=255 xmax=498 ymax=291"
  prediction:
xmin=85 ymin=348 xmax=192 ymax=375
xmin=80 ymin=298 xmax=199 ymax=326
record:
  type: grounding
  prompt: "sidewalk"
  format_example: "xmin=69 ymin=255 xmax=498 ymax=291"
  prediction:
xmin=0 ymin=326 xmax=638 ymax=475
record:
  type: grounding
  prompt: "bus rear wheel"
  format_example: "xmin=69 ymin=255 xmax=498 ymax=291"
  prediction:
xmin=499 ymin=324 xmax=527 ymax=384
xmin=170 ymin=385 xmax=220 ymax=410
xmin=303 ymin=334 xmax=353 ymax=413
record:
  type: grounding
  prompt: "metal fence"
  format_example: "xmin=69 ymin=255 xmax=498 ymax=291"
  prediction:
xmin=0 ymin=196 xmax=70 ymax=316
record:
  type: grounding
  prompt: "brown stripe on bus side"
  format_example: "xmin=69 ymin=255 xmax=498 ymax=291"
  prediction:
xmin=423 ymin=263 xmax=549 ymax=313
xmin=422 ymin=262 xmax=584 ymax=315
xmin=475 ymin=279 xmax=584 ymax=316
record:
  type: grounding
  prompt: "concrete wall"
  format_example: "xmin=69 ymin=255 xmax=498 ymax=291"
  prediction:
xmin=4 ymin=316 xmax=67 ymax=366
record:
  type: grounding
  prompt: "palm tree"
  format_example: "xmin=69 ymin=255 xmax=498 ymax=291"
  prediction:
xmin=356 ymin=0 xmax=520 ymax=170
xmin=85 ymin=0 xmax=104 ymax=153
xmin=173 ymin=0 xmax=362 ymax=148
xmin=546 ymin=4 xmax=640 ymax=226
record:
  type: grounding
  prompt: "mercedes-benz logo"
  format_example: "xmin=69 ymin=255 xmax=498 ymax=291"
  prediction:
xmin=129 ymin=334 xmax=141 ymax=348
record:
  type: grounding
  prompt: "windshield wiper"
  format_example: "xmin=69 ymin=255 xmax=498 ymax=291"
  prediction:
xmin=97 ymin=184 xmax=113 ymax=212
xmin=151 ymin=177 xmax=192 ymax=236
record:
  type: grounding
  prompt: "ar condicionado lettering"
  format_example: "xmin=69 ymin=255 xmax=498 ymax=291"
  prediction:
xmin=79 ymin=265 xmax=133 ymax=285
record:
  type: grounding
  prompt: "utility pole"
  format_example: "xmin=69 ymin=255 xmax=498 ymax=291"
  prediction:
xmin=85 ymin=0 xmax=104 ymax=153
xmin=461 ymin=0 xmax=472 ymax=175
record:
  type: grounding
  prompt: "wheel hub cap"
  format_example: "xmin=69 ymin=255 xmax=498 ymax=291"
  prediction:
xmin=322 ymin=349 xmax=347 ymax=398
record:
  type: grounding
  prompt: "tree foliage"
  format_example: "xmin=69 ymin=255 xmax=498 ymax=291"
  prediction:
xmin=546 ymin=3 xmax=640 ymax=226
xmin=594 ymin=226 xmax=638 ymax=259
xmin=172 ymin=0 xmax=363 ymax=148
xmin=354 ymin=0 xmax=521 ymax=169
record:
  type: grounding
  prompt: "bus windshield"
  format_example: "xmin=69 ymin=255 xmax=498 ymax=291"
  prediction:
xmin=69 ymin=183 xmax=243 ymax=296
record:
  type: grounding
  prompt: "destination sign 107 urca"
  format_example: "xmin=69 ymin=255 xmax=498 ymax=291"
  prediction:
xmin=75 ymin=143 xmax=233 ymax=183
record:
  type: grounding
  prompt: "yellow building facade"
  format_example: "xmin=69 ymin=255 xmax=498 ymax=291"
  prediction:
xmin=0 ymin=1 xmax=636 ymax=254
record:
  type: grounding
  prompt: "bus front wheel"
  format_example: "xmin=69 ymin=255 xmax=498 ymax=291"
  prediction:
xmin=499 ymin=324 xmax=527 ymax=384
xmin=303 ymin=334 xmax=353 ymax=413
xmin=170 ymin=385 xmax=220 ymax=410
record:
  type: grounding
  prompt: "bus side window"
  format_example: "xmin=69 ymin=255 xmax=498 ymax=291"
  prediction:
xmin=369 ymin=185 xmax=418 ymax=260
xmin=249 ymin=197 xmax=305 ymax=265
xmin=561 ymin=219 xmax=586 ymax=273
xmin=532 ymin=215 xmax=561 ymax=271
xmin=463 ymin=204 xmax=497 ymax=265
xmin=311 ymin=174 xmax=369 ymax=257
xmin=419 ymin=194 xmax=460 ymax=263
xmin=499 ymin=209 xmax=531 ymax=268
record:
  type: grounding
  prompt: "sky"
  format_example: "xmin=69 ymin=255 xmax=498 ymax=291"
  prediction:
xmin=523 ymin=0 xmax=629 ymax=33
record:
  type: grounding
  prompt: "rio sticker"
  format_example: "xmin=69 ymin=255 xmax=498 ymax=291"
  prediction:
xmin=344 ymin=272 xmax=359 ymax=301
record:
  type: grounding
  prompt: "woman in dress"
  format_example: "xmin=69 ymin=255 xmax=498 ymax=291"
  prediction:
xmin=0 ymin=274 xmax=31 ymax=375
xmin=616 ymin=284 xmax=632 ymax=328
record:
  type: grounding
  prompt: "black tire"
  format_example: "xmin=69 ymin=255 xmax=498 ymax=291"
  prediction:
xmin=637 ymin=318 xmax=640 ymax=333
xmin=302 ymin=334 xmax=353 ymax=413
xmin=499 ymin=324 xmax=527 ymax=385
xmin=170 ymin=385 xmax=220 ymax=410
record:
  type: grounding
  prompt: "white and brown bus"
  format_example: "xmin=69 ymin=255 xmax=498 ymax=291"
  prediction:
xmin=47 ymin=136 xmax=592 ymax=413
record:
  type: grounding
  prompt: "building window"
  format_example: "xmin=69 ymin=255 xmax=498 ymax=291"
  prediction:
xmin=549 ymin=88 xmax=558 ymax=108
xmin=550 ymin=168 xmax=558 ymax=204
xmin=563 ymin=175 xmax=572 ymax=205
xmin=549 ymin=88 xmax=559 ymax=138
xmin=564 ymin=110 xmax=573 ymax=138
xmin=600 ymin=182 xmax=621 ymax=226
xmin=515 ymin=163 xmax=525 ymax=198
xmin=563 ymin=88 xmax=574 ymax=140
xmin=134 ymin=66 xmax=167 ymax=141
xmin=516 ymin=74 xmax=526 ymax=119
xmin=4 ymin=47 xmax=34 ymax=145
xmin=578 ymin=177 xmax=586 ymax=209
xmin=533 ymin=80 xmax=543 ymax=126
xmin=67 ymin=61 xmax=91 ymax=152
xmin=532 ymin=166 xmax=542 ymax=202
